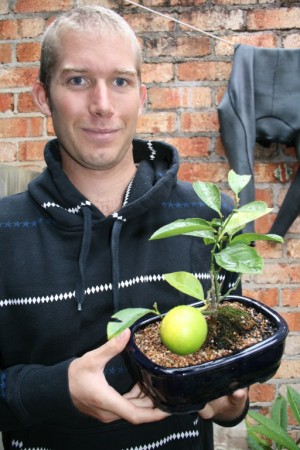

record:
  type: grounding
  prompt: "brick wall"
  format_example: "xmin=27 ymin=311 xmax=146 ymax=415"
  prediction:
xmin=1 ymin=0 xmax=300 ymax=446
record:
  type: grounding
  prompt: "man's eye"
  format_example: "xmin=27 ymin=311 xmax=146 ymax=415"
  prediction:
xmin=69 ymin=77 xmax=87 ymax=86
xmin=114 ymin=78 xmax=128 ymax=87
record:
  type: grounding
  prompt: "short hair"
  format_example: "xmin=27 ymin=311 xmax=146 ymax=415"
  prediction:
xmin=39 ymin=6 xmax=142 ymax=94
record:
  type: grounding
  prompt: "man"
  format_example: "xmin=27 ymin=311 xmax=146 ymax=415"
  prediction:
xmin=0 ymin=6 xmax=248 ymax=449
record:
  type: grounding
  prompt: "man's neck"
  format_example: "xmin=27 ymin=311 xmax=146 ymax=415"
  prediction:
xmin=61 ymin=158 xmax=137 ymax=217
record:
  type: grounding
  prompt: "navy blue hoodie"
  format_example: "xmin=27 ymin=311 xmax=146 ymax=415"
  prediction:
xmin=0 ymin=139 xmax=244 ymax=449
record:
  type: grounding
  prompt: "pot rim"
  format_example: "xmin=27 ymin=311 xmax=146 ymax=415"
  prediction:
xmin=127 ymin=294 xmax=289 ymax=376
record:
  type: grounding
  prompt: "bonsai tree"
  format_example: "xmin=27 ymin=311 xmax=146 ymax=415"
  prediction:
xmin=107 ymin=170 xmax=283 ymax=344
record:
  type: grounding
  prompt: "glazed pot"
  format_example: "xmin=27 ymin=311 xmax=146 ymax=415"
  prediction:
xmin=125 ymin=295 xmax=289 ymax=414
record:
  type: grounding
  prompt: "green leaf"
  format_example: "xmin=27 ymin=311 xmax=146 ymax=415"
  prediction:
xmin=164 ymin=271 xmax=204 ymax=301
xmin=214 ymin=244 xmax=263 ymax=273
xmin=231 ymin=233 xmax=284 ymax=245
xmin=223 ymin=201 xmax=273 ymax=234
xmin=184 ymin=230 xmax=216 ymax=241
xmin=246 ymin=431 xmax=272 ymax=450
xmin=149 ymin=219 xmax=213 ymax=240
xmin=193 ymin=181 xmax=221 ymax=215
xmin=247 ymin=411 xmax=299 ymax=450
xmin=107 ymin=308 xmax=155 ymax=340
xmin=228 ymin=170 xmax=251 ymax=196
xmin=271 ymin=395 xmax=287 ymax=433
xmin=287 ymin=386 xmax=300 ymax=425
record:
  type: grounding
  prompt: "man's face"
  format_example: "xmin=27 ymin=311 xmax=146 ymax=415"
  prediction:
xmin=36 ymin=30 xmax=146 ymax=172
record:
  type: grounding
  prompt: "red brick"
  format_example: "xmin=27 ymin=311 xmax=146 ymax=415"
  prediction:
xmin=142 ymin=63 xmax=174 ymax=84
xmin=280 ymin=312 xmax=300 ymax=332
xmin=250 ymin=383 xmax=275 ymax=403
xmin=289 ymin=216 xmax=300 ymax=234
xmin=137 ymin=112 xmax=177 ymax=134
xmin=148 ymin=86 xmax=211 ymax=110
xmin=255 ymin=240 xmax=283 ymax=259
xmin=142 ymin=35 xmax=210 ymax=59
xmin=47 ymin=117 xmax=55 ymax=136
xmin=253 ymin=263 xmax=300 ymax=285
xmin=286 ymin=239 xmax=300 ymax=259
xmin=179 ymin=10 xmax=244 ymax=32
xmin=165 ymin=137 xmax=211 ymax=158
xmin=0 ymin=142 xmax=17 ymax=162
xmin=284 ymin=34 xmax=300 ymax=49
xmin=0 ymin=117 xmax=43 ymax=138
xmin=216 ymin=85 xmax=227 ymax=106
xmin=0 ymin=20 xmax=18 ymax=39
xmin=16 ymin=42 xmax=41 ymax=63
xmin=124 ymin=13 xmax=174 ymax=32
xmin=216 ymin=0 xmax=261 ymax=5
xmin=254 ymin=163 xmax=285 ymax=183
xmin=247 ymin=8 xmax=300 ymax=30
xmin=19 ymin=141 xmax=46 ymax=161
xmin=256 ymin=188 xmax=273 ymax=206
xmin=0 ymin=1 xmax=9 ymax=14
xmin=275 ymin=360 xmax=300 ymax=379
xmin=17 ymin=18 xmax=45 ymax=38
xmin=0 ymin=67 xmax=39 ymax=89
xmin=13 ymin=0 xmax=72 ymax=13
xmin=283 ymin=288 xmax=300 ymax=308
xmin=178 ymin=61 xmax=232 ymax=81
xmin=284 ymin=335 xmax=300 ymax=356
xmin=0 ymin=93 xmax=13 ymax=113
xmin=147 ymin=87 xmax=180 ymax=110
xmin=215 ymin=33 xmax=278 ymax=56
xmin=178 ymin=162 xmax=229 ymax=183
xmin=0 ymin=43 xmax=13 ymax=64
xmin=242 ymin=288 xmax=279 ymax=307
xmin=181 ymin=111 xmax=219 ymax=133
xmin=128 ymin=0 xmax=205 ymax=5
xmin=255 ymin=213 xmax=276 ymax=234
xmin=215 ymin=136 xmax=226 ymax=157
xmin=17 ymin=92 xmax=39 ymax=113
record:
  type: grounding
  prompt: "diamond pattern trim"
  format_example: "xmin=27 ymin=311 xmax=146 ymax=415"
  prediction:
xmin=0 ymin=273 xmax=219 ymax=308
xmin=41 ymin=200 xmax=91 ymax=214
xmin=12 ymin=439 xmax=52 ymax=449
xmin=122 ymin=429 xmax=200 ymax=450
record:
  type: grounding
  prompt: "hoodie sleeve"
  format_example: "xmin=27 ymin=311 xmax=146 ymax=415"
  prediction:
xmin=0 ymin=359 xmax=78 ymax=431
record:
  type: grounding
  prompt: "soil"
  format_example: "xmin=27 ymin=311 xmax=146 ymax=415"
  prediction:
xmin=134 ymin=301 xmax=277 ymax=368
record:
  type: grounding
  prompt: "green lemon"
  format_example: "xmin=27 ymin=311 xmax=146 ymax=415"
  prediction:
xmin=160 ymin=305 xmax=208 ymax=355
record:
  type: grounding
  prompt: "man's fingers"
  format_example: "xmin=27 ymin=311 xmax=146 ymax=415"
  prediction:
xmin=123 ymin=384 xmax=145 ymax=400
xmin=97 ymin=383 xmax=169 ymax=424
xmin=89 ymin=328 xmax=131 ymax=369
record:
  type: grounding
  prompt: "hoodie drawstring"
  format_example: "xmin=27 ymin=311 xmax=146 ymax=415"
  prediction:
xmin=76 ymin=206 xmax=92 ymax=311
xmin=111 ymin=218 xmax=124 ymax=313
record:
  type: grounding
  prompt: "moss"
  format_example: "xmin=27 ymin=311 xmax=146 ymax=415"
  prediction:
xmin=206 ymin=305 xmax=257 ymax=350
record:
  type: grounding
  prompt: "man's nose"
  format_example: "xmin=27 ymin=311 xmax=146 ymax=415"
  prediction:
xmin=89 ymin=82 xmax=114 ymax=117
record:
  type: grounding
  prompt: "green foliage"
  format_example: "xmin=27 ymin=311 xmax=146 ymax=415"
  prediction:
xmin=164 ymin=272 xmax=204 ymax=301
xmin=107 ymin=304 xmax=160 ymax=340
xmin=106 ymin=170 xmax=284 ymax=340
xmin=149 ymin=170 xmax=283 ymax=309
xmin=246 ymin=386 xmax=300 ymax=450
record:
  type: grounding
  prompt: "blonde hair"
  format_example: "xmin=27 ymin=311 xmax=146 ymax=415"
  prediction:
xmin=39 ymin=6 xmax=142 ymax=94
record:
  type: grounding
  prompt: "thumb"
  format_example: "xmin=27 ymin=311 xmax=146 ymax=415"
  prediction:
xmin=99 ymin=328 xmax=131 ymax=363
xmin=228 ymin=388 xmax=249 ymax=408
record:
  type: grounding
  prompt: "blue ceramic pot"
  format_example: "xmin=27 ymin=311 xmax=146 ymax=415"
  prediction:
xmin=125 ymin=295 xmax=289 ymax=414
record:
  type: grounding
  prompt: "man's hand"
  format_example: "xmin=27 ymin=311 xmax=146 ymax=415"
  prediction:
xmin=198 ymin=388 xmax=248 ymax=423
xmin=68 ymin=329 xmax=169 ymax=424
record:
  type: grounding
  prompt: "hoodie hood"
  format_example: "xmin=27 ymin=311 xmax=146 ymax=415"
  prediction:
xmin=28 ymin=138 xmax=179 ymax=310
xmin=28 ymin=139 xmax=179 ymax=225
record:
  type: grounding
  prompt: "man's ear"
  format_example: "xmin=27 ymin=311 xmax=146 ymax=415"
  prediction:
xmin=32 ymin=80 xmax=52 ymax=116
xmin=138 ymin=84 xmax=147 ymax=116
